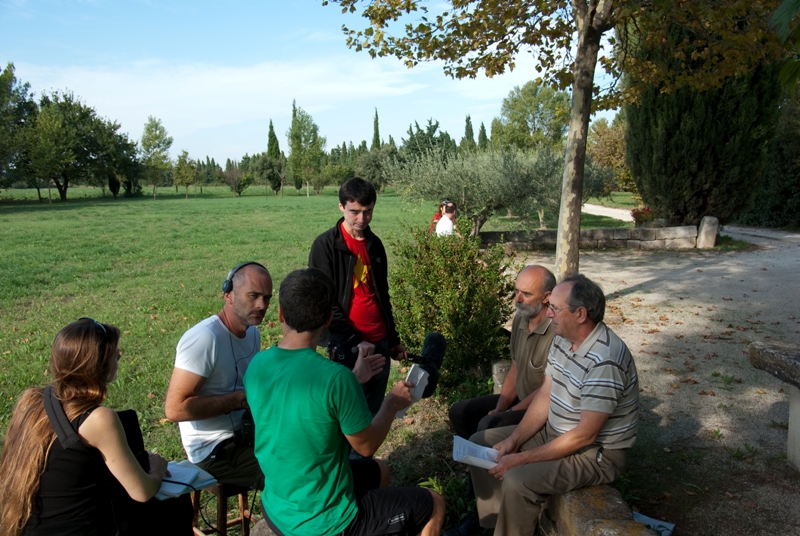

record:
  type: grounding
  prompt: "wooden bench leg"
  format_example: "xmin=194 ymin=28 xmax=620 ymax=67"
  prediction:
xmin=239 ymin=493 xmax=250 ymax=536
xmin=216 ymin=486 xmax=227 ymax=535
xmin=191 ymin=491 xmax=205 ymax=536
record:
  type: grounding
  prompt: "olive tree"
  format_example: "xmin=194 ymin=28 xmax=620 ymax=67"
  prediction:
xmin=385 ymin=147 xmax=563 ymax=236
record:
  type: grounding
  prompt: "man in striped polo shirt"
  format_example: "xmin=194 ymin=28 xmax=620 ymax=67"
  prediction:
xmin=452 ymin=274 xmax=639 ymax=536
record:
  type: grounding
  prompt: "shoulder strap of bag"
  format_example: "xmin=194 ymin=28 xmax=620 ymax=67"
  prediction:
xmin=42 ymin=385 xmax=87 ymax=451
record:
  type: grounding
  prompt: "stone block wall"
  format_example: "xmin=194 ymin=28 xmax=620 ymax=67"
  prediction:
xmin=480 ymin=225 xmax=698 ymax=251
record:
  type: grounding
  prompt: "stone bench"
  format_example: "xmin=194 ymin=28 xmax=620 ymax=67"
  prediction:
xmin=546 ymin=485 xmax=657 ymax=536
xmin=749 ymin=341 xmax=800 ymax=470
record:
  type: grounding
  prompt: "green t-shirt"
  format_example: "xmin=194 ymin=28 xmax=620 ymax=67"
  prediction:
xmin=243 ymin=345 xmax=373 ymax=536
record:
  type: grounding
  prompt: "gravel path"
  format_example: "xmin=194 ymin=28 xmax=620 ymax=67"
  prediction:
xmin=582 ymin=203 xmax=634 ymax=222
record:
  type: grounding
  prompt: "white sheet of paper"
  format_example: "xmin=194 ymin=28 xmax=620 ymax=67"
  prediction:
xmin=158 ymin=462 xmax=199 ymax=497
xmin=452 ymin=435 xmax=499 ymax=469
xmin=632 ymin=512 xmax=675 ymax=536
xmin=155 ymin=460 xmax=217 ymax=500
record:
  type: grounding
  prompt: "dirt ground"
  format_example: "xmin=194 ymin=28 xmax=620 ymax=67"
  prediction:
xmin=511 ymin=224 xmax=800 ymax=535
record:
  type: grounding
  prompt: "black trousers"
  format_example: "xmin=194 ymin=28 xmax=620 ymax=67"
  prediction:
xmin=448 ymin=394 xmax=527 ymax=439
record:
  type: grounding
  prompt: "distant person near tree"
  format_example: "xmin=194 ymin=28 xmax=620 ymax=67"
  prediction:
xmin=308 ymin=177 xmax=407 ymax=414
xmin=435 ymin=201 xmax=457 ymax=236
xmin=429 ymin=201 xmax=446 ymax=234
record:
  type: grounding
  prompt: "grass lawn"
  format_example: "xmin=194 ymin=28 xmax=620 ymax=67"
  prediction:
xmin=585 ymin=191 xmax=639 ymax=210
xmin=0 ymin=184 xmax=634 ymax=531
xmin=0 ymin=186 xmax=438 ymax=452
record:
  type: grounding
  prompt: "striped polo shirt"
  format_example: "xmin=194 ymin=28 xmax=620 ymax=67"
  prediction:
xmin=545 ymin=322 xmax=639 ymax=449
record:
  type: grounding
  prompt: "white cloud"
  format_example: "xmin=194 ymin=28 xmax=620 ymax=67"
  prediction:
xmin=16 ymin=56 xmax=430 ymax=151
xmin=11 ymin=50 xmax=582 ymax=161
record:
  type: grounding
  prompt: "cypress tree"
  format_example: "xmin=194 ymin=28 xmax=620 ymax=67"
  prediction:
xmin=267 ymin=120 xmax=280 ymax=159
xmin=625 ymin=27 xmax=782 ymax=225
xmin=288 ymin=100 xmax=303 ymax=191
xmin=371 ymin=108 xmax=381 ymax=150
xmin=478 ymin=123 xmax=489 ymax=150
xmin=460 ymin=115 xmax=477 ymax=151
xmin=738 ymin=97 xmax=800 ymax=227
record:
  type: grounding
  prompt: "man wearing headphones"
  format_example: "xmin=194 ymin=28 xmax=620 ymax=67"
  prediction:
xmin=165 ymin=262 xmax=272 ymax=488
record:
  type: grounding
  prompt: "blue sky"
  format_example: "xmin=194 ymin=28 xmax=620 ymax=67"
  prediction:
xmin=1 ymin=0 xmax=614 ymax=163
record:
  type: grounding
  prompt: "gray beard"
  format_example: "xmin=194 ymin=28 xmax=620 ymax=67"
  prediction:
xmin=515 ymin=301 xmax=542 ymax=321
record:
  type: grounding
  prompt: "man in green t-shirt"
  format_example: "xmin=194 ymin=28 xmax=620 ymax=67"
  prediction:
xmin=244 ymin=268 xmax=445 ymax=536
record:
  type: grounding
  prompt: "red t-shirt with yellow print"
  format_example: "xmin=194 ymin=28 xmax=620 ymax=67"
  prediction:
xmin=340 ymin=223 xmax=387 ymax=342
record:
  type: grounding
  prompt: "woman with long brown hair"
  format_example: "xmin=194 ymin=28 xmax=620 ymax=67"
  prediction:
xmin=0 ymin=318 xmax=172 ymax=536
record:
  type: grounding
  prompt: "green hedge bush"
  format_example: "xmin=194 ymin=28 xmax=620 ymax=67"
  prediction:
xmin=390 ymin=228 xmax=514 ymax=387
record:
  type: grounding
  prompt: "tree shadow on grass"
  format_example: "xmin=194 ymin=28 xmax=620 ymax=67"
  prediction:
xmin=0 ymin=196 xmax=140 ymax=215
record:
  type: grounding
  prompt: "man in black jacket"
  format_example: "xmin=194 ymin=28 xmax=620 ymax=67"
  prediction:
xmin=308 ymin=178 xmax=407 ymax=414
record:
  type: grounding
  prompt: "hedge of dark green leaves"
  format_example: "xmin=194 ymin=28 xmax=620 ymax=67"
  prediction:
xmin=390 ymin=228 xmax=514 ymax=387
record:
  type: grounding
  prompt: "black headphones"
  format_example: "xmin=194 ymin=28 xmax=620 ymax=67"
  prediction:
xmin=221 ymin=261 xmax=267 ymax=293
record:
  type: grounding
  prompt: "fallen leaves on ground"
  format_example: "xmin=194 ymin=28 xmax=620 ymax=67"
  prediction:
xmin=649 ymin=492 xmax=674 ymax=504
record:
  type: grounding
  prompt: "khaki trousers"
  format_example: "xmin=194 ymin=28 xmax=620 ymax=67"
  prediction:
xmin=469 ymin=424 xmax=625 ymax=536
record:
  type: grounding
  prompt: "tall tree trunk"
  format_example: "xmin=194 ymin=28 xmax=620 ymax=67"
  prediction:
xmin=554 ymin=2 xmax=607 ymax=281
xmin=538 ymin=208 xmax=546 ymax=229
xmin=54 ymin=177 xmax=68 ymax=201
xmin=470 ymin=214 xmax=487 ymax=237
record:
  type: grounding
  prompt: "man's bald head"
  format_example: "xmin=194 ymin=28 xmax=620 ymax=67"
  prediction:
xmin=230 ymin=263 xmax=271 ymax=294
xmin=224 ymin=264 xmax=273 ymax=332
xmin=514 ymin=265 xmax=556 ymax=321
xmin=517 ymin=265 xmax=556 ymax=296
